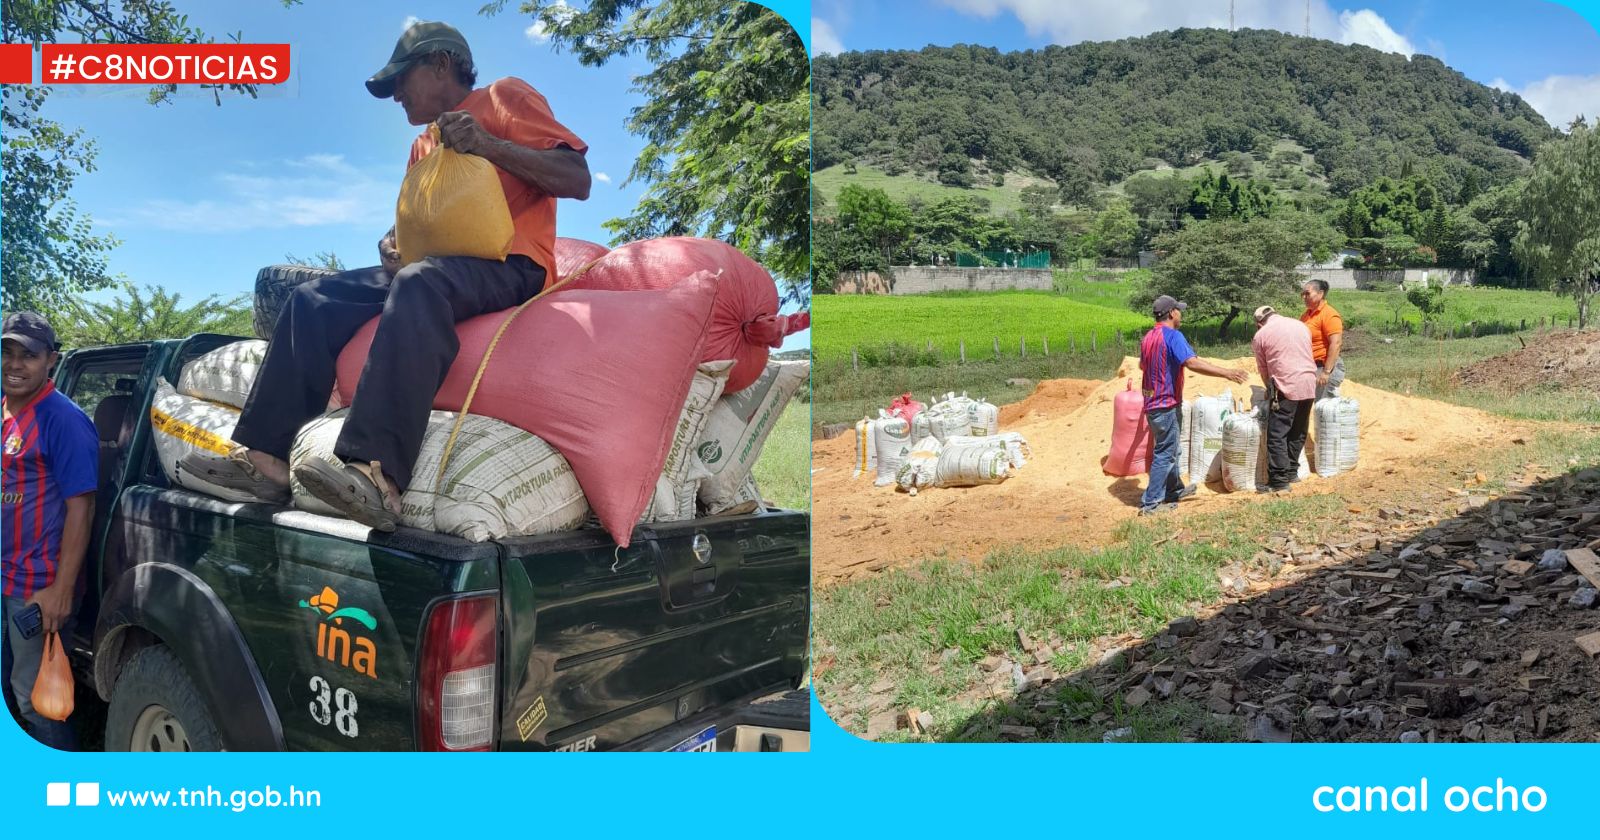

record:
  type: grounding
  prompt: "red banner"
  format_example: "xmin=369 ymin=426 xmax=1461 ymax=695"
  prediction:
xmin=39 ymin=43 xmax=289 ymax=85
xmin=0 ymin=44 xmax=31 ymax=84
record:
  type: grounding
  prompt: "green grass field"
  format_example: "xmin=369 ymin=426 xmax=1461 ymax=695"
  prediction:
xmin=751 ymin=402 xmax=809 ymax=511
xmin=812 ymin=291 xmax=1150 ymax=365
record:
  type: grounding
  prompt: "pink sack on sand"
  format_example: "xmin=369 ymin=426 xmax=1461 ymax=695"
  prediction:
xmin=335 ymin=277 xmax=716 ymax=547
xmin=565 ymin=236 xmax=806 ymax=393
xmin=887 ymin=393 xmax=924 ymax=425
xmin=1104 ymin=379 xmax=1154 ymax=477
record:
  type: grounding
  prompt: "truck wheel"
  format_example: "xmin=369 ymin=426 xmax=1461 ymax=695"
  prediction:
xmin=105 ymin=645 xmax=223 ymax=752
xmin=253 ymin=264 xmax=341 ymax=339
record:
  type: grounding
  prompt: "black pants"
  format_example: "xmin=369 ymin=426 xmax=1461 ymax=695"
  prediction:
xmin=233 ymin=255 xmax=546 ymax=491
xmin=1265 ymin=391 xmax=1312 ymax=490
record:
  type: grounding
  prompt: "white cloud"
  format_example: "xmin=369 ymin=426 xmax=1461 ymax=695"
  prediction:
xmin=525 ymin=1 xmax=572 ymax=43
xmin=116 ymin=154 xmax=394 ymax=233
xmin=812 ymin=17 xmax=845 ymax=56
xmin=935 ymin=1 xmax=1418 ymax=57
xmin=1491 ymin=74 xmax=1600 ymax=130
xmin=1336 ymin=9 xmax=1414 ymax=56
xmin=594 ymin=171 xmax=612 ymax=184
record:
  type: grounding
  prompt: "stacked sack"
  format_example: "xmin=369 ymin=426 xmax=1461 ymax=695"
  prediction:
xmin=1314 ymin=397 xmax=1361 ymax=478
xmin=854 ymin=389 xmax=1016 ymax=489
xmin=693 ymin=359 xmax=810 ymax=516
xmin=155 ymin=340 xmax=273 ymax=503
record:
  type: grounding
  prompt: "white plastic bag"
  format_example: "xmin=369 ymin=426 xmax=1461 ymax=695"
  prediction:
xmin=177 ymin=340 xmax=267 ymax=410
xmin=895 ymin=436 xmax=944 ymax=495
xmin=873 ymin=413 xmax=914 ymax=487
xmin=1221 ymin=408 xmax=1263 ymax=493
xmin=1314 ymin=397 xmax=1361 ymax=477
xmin=935 ymin=442 xmax=1011 ymax=487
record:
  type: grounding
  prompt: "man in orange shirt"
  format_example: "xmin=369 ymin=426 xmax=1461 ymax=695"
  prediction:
xmin=184 ymin=21 xmax=590 ymax=529
xmin=1299 ymin=279 xmax=1345 ymax=399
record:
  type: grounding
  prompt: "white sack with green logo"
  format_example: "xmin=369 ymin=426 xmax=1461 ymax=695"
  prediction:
xmin=695 ymin=360 xmax=809 ymax=510
xmin=644 ymin=360 xmax=733 ymax=522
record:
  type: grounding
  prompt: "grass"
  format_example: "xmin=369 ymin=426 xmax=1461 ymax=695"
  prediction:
xmin=812 ymin=291 xmax=1149 ymax=365
xmin=752 ymin=402 xmax=809 ymax=511
xmin=813 ymin=163 xmax=1053 ymax=217
xmin=814 ymin=427 xmax=1600 ymax=742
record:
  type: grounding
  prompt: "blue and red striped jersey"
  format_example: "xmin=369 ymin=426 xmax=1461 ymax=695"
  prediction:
xmin=3 ymin=381 xmax=99 ymax=600
xmin=1139 ymin=324 xmax=1196 ymax=412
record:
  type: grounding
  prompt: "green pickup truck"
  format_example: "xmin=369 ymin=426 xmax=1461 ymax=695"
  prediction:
xmin=54 ymin=333 xmax=810 ymax=752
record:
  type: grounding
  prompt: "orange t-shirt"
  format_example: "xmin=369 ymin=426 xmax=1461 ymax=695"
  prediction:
xmin=1299 ymin=301 xmax=1343 ymax=364
xmin=407 ymin=77 xmax=587 ymax=274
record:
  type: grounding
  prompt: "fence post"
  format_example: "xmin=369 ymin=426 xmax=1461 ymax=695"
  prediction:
xmin=959 ymin=339 xmax=966 ymax=364
xmin=1020 ymin=337 xmax=1027 ymax=359
xmin=1043 ymin=336 xmax=1050 ymax=356
xmin=1521 ymin=318 xmax=1526 ymax=331
xmin=852 ymin=348 xmax=858 ymax=371
xmin=1092 ymin=332 xmax=1098 ymax=352
xmin=993 ymin=336 xmax=1000 ymax=360
xmin=926 ymin=339 xmax=934 ymax=353
xmin=1071 ymin=337 xmax=1077 ymax=354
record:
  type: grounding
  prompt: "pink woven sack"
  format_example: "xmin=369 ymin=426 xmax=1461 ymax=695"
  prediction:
xmin=335 ymin=276 xmax=717 ymax=546
xmin=553 ymin=237 xmax=609 ymax=282
xmin=564 ymin=236 xmax=807 ymax=393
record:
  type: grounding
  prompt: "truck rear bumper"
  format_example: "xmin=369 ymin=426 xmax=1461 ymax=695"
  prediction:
xmin=616 ymin=688 xmax=810 ymax=752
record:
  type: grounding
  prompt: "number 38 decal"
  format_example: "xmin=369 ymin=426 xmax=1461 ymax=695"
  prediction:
xmin=308 ymin=675 xmax=360 ymax=738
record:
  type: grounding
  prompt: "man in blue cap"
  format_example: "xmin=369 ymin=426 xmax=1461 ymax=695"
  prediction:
xmin=183 ymin=21 xmax=590 ymax=531
xmin=3 ymin=311 xmax=97 ymax=748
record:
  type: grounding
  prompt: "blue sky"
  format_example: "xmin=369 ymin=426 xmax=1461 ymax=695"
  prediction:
xmin=812 ymin=0 xmax=1600 ymax=131
xmin=36 ymin=0 xmax=808 ymax=350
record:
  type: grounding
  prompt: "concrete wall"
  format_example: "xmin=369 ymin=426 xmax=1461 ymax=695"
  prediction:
xmin=834 ymin=266 xmax=1054 ymax=295
xmin=1299 ymin=267 xmax=1477 ymax=290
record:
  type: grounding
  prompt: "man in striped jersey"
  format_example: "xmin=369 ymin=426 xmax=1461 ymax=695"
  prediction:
xmin=3 ymin=312 xmax=97 ymax=748
xmin=1138 ymin=296 xmax=1247 ymax=515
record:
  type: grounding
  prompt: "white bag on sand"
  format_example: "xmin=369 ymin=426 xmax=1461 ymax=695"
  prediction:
xmin=852 ymin=416 xmax=878 ymax=479
xmin=1221 ymin=409 xmax=1263 ymax=493
xmin=152 ymin=379 xmax=255 ymax=502
xmin=1314 ymin=397 xmax=1361 ymax=478
xmin=969 ymin=399 xmax=1000 ymax=436
xmin=946 ymin=432 xmax=1031 ymax=468
xmin=696 ymin=360 xmax=809 ymax=510
xmin=1190 ymin=393 xmax=1232 ymax=483
xmin=873 ymin=413 xmax=913 ymax=487
xmin=1176 ymin=398 xmax=1191 ymax=483
xmin=292 ymin=410 xmax=588 ymax=541
xmin=177 ymin=340 xmax=267 ymax=410
xmin=895 ymin=436 xmax=944 ymax=495
xmin=935 ymin=442 xmax=1011 ymax=487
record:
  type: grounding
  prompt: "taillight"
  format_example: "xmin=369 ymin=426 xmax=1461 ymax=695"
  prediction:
xmin=418 ymin=594 xmax=498 ymax=751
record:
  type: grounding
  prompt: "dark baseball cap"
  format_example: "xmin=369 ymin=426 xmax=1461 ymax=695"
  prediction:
xmin=1152 ymin=295 xmax=1188 ymax=319
xmin=366 ymin=21 xmax=472 ymax=98
xmin=2 ymin=311 xmax=58 ymax=355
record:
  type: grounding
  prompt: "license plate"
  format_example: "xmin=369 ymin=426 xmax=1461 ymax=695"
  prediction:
xmin=669 ymin=725 xmax=716 ymax=752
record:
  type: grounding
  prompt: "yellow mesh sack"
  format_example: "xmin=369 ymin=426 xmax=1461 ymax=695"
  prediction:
xmin=394 ymin=124 xmax=514 ymax=265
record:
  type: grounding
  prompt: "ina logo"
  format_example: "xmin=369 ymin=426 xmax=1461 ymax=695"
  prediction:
xmin=4 ymin=435 xmax=20 ymax=456
xmin=299 ymin=586 xmax=379 ymax=679
xmin=697 ymin=440 xmax=723 ymax=465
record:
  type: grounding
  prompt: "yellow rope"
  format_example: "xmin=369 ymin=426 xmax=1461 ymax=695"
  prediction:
xmin=431 ymin=256 xmax=604 ymax=492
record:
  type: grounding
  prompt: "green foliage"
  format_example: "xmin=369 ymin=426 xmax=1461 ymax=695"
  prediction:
xmin=1186 ymin=167 xmax=1277 ymax=221
xmin=1405 ymin=284 xmax=1447 ymax=323
xmin=1515 ymin=121 xmax=1600 ymax=327
xmin=814 ymin=31 xmax=1550 ymax=198
xmin=283 ymin=251 xmax=345 ymax=270
xmin=1 ymin=0 xmax=288 ymax=313
xmin=1143 ymin=218 xmax=1307 ymax=338
xmin=54 ymin=283 xmax=253 ymax=348
xmin=493 ymin=0 xmax=809 ymax=303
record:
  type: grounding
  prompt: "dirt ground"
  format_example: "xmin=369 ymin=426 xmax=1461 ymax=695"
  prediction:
xmin=1455 ymin=329 xmax=1600 ymax=392
xmin=814 ymin=355 xmax=1534 ymax=585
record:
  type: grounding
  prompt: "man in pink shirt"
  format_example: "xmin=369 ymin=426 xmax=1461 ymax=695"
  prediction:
xmin=1251 ymin=305 xmax=1317 ymax=493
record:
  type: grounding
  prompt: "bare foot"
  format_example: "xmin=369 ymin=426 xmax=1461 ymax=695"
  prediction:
xmin=245 ymin=449 xmax=290 ymax=487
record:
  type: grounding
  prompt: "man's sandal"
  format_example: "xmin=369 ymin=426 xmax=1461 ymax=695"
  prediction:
xmin=292 ymin=457 xmax=402 ymax=532
xmin=176 ymin=446 xmax=291 ymax=504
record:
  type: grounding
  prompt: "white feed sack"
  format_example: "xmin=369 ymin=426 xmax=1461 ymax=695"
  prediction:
xmin=1314 ymin=397 xmax=1361 ymax=478
xmin=1189 ymin=393 xmax=1232 ymax=483
xmin=1221 ymin=409 xmax=1263 ymax=493
xmin=703 ymin=475 xmax=766 ymax=517
xmin=292 ymin=410 xmax=589 ymax=541
xmin=151 ymin=379 xmax=256 ymax=502
xmin=1176 ymin=399 xmax=1191 ymax=483
xmin=872 ymin=413 xmax=913 ymax=487
xmin=894 ymin=436 xmax=944 ymax=495
xmin=852 ymin=416 xmax=878 ymax=479
xmin=646 ymin=361 xmax=733 ymax=522
xmin=969 ymin=399 xmax=1000 ymax=436
xmin=177 ymin=340 xmax=267 ymax=409
xmin=696 ymin=360 xmax=809 ymax=509
xmin=935 ymin=441 xmax=1011 ymax=488
xmin=945 ymin=432 xmax=1031 ymax=469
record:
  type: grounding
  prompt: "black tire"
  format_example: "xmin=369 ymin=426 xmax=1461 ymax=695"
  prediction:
xmin=105 ymin=645 xmax=223 ymax=752
xmin=253 ymin=264 xmax=342 ymax=339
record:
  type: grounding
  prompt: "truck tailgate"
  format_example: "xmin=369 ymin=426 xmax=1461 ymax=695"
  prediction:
xmin=497 ymin=510 xmax=809 ymax=750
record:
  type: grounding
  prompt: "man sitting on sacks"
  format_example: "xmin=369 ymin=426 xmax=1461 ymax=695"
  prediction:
xmin=180 ymin=21 xmax=590 ymax=530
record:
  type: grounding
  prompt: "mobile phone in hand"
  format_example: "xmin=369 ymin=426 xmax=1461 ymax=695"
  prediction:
xmin=10 ymin=603 xmax=42 ymax=640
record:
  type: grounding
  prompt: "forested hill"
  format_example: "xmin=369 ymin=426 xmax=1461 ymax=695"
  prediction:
xmin=813 ymin=28 xmax=1556 ymax=199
